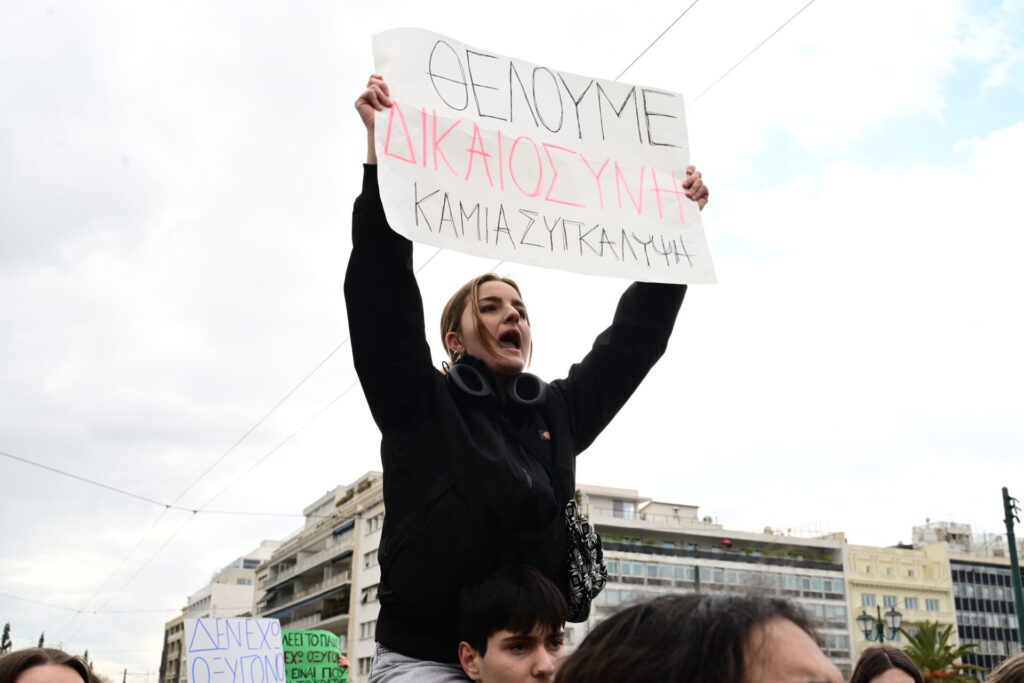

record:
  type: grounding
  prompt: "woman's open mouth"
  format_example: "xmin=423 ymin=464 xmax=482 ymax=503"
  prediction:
xmin=498 ymin=329 xmax=522 ymax=353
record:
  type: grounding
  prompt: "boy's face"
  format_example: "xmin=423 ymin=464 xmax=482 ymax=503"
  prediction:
xmin=459 ymin=623 xmax=565 ymax=683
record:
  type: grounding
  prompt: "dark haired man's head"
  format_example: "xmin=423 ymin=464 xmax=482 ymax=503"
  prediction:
xmin=849 ymin=645 xmax=923 ymax=683
xmin=456 ymin=564 xmax=568 ymax=683
xmin=555 ymin=593 xmax=842 ymax=683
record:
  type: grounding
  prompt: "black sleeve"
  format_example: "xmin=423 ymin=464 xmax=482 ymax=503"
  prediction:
xmin=344 ymin=165 xmax=435 ymax=433
xmin=550 ymin=282 xmax=686 ymax=453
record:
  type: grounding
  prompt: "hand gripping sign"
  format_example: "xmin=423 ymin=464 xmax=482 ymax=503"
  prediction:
xmin=372 ymin=28 xmax=716 ymax=284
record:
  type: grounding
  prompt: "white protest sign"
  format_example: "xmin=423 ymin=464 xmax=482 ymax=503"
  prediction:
xmin=372 ymin=28 xmax=716 ymax=284
xmin=184 ymin=617 xmax=285 ymax=683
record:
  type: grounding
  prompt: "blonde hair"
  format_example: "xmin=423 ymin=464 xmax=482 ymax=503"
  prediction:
xmin=988 ymin=652 xmax=1024 ymax=683
xmin=439 ymin=273 xmax=532 ymax=370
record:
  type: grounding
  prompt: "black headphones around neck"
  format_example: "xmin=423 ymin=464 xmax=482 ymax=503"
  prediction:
xmin=446 ymin=363 xmax=547 ymax=407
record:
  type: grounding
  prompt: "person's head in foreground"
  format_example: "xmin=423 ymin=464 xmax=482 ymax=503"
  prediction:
xmin=848 ymin=645 xmax=923 ymax=683
xmin=0 ymin=648 xmax=95 ymax=683
xmin=988 ymin=651 xmax=1024 ymax=683
xmin=457 ymin=564 xmax=568 ymax=683
xmin=555 ymin=593 xmax=843 ymax=683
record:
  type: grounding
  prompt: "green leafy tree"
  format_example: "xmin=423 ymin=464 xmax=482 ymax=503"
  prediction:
xmin=901 ymin=621 xmax=986 ymax=681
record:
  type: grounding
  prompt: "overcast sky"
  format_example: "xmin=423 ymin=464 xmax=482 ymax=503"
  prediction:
xmin=2 ymin=0 xmax=1022 ymax=679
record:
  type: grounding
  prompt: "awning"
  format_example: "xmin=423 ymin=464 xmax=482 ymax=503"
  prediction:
xmin=332 ymin=521 xmax=355 ymax=535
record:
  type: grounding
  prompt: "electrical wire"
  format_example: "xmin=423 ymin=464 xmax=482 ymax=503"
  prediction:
xmin=0 ymin=450 xmax=324 ymax=518
xmin=688 ymin=0 xmax=821 ymax=106
xmin=616 ymin=0 xmax=702 ymax=81
xmin=0 ymin=592 xmax=181 ymax=615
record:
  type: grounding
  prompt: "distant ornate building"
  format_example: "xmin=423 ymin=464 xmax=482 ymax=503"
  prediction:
xmin=845 ymin=542 xmax=958 ymax=659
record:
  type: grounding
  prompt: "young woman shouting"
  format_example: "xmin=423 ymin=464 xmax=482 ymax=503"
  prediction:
xmin=346 ymin=74 xmax=708 ymax=682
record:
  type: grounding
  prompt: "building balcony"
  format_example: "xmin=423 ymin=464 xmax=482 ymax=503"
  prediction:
xmin=291 ymin=572 xmax=352 ymax=604
xmin=603 ymin=541 xmax=842 ymax=572
xmin=284 ymin=613 xmax=324 ymax=631
xmin=262 ymin=542 xmax=353 ymax=590
xmin=587 ymin=506 xmax=722 ymax=530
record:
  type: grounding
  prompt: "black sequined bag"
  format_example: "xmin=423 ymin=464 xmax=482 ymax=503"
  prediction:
xmin=564 ymin=499 xmax=607 ymax=622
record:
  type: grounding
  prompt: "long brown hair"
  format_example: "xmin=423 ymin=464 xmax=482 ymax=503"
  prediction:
xmin=849 ymin=645 xmax=923 ymax=683
xmin=0 ymin=648 xmax=95 ymax=683
xmin=439 ymin=273 xmax=532 ymax=370
xmin=555 ymin=594 xmax=817 ymax=683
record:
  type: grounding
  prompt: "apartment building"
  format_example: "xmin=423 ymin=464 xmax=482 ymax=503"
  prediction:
xmin=578 ymin=484 xmax=855 ymax=677
xmin=158 ymin=614 xmax=185 ymax=683
xmin=254 ymin=471 xmax=384 ymax=683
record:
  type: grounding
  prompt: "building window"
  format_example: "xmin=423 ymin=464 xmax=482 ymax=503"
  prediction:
xmin=361 ymin=584 xmax=379 ymax=604
xmin=612 ymin=500 xmax=636 ymax=520
xmin=358 ymin=657 xmax=373 ymax=676
xmin=886 ymin=567 xmax=894 ymax=576
xmin=907 ymin=569 xmax=914 ymax=577
xmin=674 ymin=565 xmax=695 ymax=581
xmin=904 ymin=597 xmax=919 ymax=610
xmin=883 ymin=595 xmax=897 ymax=608
xmin=364 ymin=549 xmax=378 ymax=568
xmin=926 ymin=599 xmax=940 ymax=611
xmin=359 ymin=620 xmax=377 ymax=640
xmin=236 ymin=578 xmax=252 ymax=585
xmin=862 ymin=593 xmax=876 ymax=607
xmin=823 ymin=578 xmax=844 ymax=593
xmin=365 ymin=512 xmax=384 ymax=535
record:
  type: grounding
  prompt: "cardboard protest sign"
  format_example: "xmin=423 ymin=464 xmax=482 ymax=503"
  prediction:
xmin=282 ymin=629 xmax=348 ymax=683
xmin=372 ymin=28 xmax=716 ymax=284
xmin=184 ymin=617 xmax=285 ymax=683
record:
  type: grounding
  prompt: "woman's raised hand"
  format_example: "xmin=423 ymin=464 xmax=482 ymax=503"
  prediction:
xmin=683 ymin=165 xmax=710 ymax=211
xmin=356 ymin=74 xmax=391 ymax=164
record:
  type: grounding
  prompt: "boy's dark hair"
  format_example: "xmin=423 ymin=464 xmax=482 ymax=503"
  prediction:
xmin=555 ymin=593 xmax=816 ymax=683
xmin=456 ymin=564 xmax=568 ymax=656
xmin=849 ymin=645 xmax=924 ymax=683
xmin=0 ymin=647 xmax=96 ymax=683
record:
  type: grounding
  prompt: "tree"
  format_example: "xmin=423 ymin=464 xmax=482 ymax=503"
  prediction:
xmin=37 ymin=632 xmax=44 ymax=648
xmin=901 ymin=621 xmax=986 ymax=681
xmin=1 ymin=623 xmax=11 ymax=653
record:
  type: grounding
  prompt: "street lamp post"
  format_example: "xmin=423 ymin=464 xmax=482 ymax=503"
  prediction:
xmin=857 ymin=604 xmax=903 ymax=643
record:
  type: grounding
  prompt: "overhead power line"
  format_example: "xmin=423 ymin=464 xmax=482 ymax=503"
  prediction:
xmin=0 ymin=592 xmax=181 ymax=615
xmin=0 ymin=450 xmax=311 ymax=518
xmin=689 ymin=0 xmax=821 ymax=105
xmin=616 ymin=0 xmax=702 ymax=81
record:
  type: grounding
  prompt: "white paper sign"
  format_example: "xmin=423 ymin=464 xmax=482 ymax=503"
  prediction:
xmin=372 ymin=28 xmax=716 ymax=284
xmin=184 ymin=617 xmax=285 ymax=683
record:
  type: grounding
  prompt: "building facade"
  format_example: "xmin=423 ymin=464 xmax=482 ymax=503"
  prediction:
xmin=158 ymin=614 xmax=185 ymax=683
xmin=254 ymin=472 xmax=384 ymax=683
xmin=845 ymin=542 xmax=958 ymax=658
xmin=579 ymin=485 xmax=855 ymax=677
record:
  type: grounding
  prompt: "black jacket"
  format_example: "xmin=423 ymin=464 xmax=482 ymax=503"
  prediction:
xmin=344 ymin=165 xmax=686 ymax=663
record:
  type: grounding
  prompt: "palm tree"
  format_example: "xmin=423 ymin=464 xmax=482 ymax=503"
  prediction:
xmin=901 ymin=621 xmax=986 ymax=681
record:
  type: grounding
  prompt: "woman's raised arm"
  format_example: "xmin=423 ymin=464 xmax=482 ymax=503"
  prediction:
xmin=344 ymin=75 xmax=435 ymax=434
